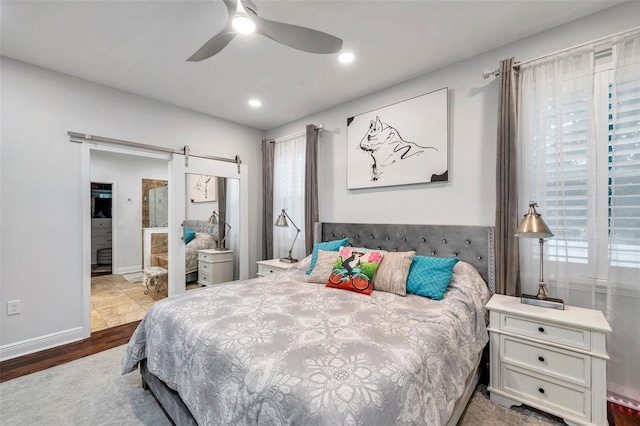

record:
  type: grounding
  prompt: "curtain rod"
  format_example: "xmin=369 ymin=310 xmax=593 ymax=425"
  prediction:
xmin=271 ymin=124 xmax=324 ymax=143
xmin=482 ymin=26 xmax=640 ymax=79
xmin=68 ymin=131 xmax=241 ymax=168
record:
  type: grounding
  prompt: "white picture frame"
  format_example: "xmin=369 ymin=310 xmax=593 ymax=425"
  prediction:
xmin=346 ymin=87 xmax=449 ymax=189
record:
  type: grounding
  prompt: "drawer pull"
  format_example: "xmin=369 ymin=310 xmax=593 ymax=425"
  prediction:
xmin=538 ymin=388 xmax=545 ymax=394
xmin=538 ymin=356 xmax=545 ymax=362
xmin=538 ymin=327 xmax=545 ymax=333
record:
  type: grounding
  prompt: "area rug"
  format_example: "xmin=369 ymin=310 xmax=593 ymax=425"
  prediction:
xmin=122 ymin=271 xmax=144 ymax=283
xmin=0 ymin=345 xmax=563 ymax=425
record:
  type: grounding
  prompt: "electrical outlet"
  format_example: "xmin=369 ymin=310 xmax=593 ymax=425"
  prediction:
xmin=7 ymin=300 xmax=20 ymax=316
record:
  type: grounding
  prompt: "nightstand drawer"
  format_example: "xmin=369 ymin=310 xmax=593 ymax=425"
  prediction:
xmin=502 ymin=365 xmax=590 ymax=421
xmin=198 ymin=270 xmax=211 ymax=286
xmin=501 ymin=314 xmax=591 ymax=351
xmin=257 ymin=264 xmax=278 ymax=276
xmin=198 ymin=250 xmax=234 ymax=262
xmin=502 ymin=336 xmax=590 ymax=387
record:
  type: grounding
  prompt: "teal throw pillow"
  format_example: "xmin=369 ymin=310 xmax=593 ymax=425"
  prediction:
xmin=306 ymin=238 xmax=349 ymax=275
xmin=406 ymin=256 xmax=459 ymax=300
xmin=184 ymin=226 xmax=196 ymax=244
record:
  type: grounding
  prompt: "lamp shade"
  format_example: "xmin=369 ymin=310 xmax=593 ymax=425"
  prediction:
xmin=515 ymin=202 xmax=553 ymax=239
xmin=274 ymin=210 xmax=289 ymax=227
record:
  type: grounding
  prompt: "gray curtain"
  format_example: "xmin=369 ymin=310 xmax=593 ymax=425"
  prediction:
xmin=495 ymin=57 xmax=520 ymax=296
xmin=216 ymin=176 xmax=227 ymax=248
xmin=262 ymin=139 xmax=275 ymax=260
xmin=304 ymin=124 xmax=319 ymax=256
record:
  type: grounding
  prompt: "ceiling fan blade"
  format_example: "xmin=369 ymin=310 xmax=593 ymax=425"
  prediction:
xmin=186 ymin=0 xmax=237 ymax=62
xmin=187 ymin=28 xmax=237 ymax=62
xmin=252 ymin=15 xmax=343 ymax=54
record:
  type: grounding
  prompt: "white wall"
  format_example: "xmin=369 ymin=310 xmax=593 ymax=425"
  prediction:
xmin=0 ymin=58 xmax=263 ymax=355
xmin=91 ymin=150 xmax=169 ymax=273
xmin=266 ymin=2 xmax=640 ymax=228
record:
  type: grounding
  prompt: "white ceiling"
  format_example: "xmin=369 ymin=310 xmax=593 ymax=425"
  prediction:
xmin=1 ymin=1 xmax=624 ymax=130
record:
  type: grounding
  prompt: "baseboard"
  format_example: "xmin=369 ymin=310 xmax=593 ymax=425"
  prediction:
xmin=0 ymin=327 xmax=85 ymax=362
xmin=116 ymin=265 xmax=143 ymax=275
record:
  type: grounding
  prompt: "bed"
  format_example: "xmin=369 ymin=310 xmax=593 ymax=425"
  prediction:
xmin=183 ymin=220 xmax=218 ymax=282
xmin=123 ymin=222 xmax=495 ymax=425
xmin=149 ymin=220 xmax=218 ymax=283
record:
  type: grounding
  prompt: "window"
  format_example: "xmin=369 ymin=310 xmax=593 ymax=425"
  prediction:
xmin=608 ymin=78 xmax=640 ymax=268
xmin=519 ymin=34 xmax=640 ymax=407
xmin=273 ymin=133 xmax=306 ymax=261
xmin=525 ymin=52 xmax=640 ymax=283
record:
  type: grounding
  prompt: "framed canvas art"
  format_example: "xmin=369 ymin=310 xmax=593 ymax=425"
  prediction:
xmin=189 ymin=174 xmax=217 ymax=202
xmin=346 ymin=87 xmax=449 ymax=189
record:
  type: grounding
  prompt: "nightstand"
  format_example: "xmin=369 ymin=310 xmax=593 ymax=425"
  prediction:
xmin=197 ymin=249 xmax=234 ymax=286
xmin=487 ymin=294 xmax=612 ymax=426
xmin=256 ymin=258 xmax=297 ymax=277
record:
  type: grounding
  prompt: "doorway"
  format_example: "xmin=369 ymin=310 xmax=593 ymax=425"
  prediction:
xmin=90 ymin=182 xmax=113 ymax=277
xmin=87 ymin=148 xmax=170 ymax=333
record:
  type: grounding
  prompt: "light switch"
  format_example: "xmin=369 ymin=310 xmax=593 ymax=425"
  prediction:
xmin=118 ymin=221 xmax=124 ymax=228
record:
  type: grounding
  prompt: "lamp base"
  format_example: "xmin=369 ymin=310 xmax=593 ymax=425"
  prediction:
xmin=520 ymin=293 xmax=565 ymax=310
xmin=214 ymin=247 xmax=230 ymax=251
xmin=279 ymin=257 xmax=298 ymax=263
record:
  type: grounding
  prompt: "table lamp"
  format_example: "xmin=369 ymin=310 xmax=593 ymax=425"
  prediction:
xmin=274 ymin=208 xmax=300 ymax=263
xmin=515 ymin=201 xmax=564 ymax=310
xmin=208 ymin=211 xmax=231 ymax=251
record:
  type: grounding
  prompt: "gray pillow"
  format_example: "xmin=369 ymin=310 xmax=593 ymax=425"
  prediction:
xmin=306 ymin=250 xmax=339 ymax=283
xmin=373 ymin=251 xmax=415 ymax=296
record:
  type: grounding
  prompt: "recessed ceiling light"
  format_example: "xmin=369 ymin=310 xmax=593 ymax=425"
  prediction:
xmin=248 ymin=99 xmax=261 ymax=108
xmin=338 ymin=52 xmax=355 ymax=64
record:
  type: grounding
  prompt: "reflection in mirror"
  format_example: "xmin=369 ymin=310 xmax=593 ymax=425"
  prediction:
xmin=142 ymin=179 xmax=168 ymax=228
xmin=186 ymin=174 xmax=240 ymax=290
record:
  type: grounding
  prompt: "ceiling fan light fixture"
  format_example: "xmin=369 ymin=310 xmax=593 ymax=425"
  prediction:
xmin=232 ymin=15 xmax=255 ymax=34
xmin=248 ymin=99 xmax=261 ymax=107
xmin=338 ymin=52 xmax=355 ymax=63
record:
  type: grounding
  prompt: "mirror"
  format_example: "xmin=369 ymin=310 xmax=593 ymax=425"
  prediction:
xmin=184 ymin=174 xmax=240 ymax=289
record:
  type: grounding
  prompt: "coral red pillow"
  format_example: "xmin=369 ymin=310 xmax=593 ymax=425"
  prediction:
xmin=325 ymin=247 xmax=384 ymax=295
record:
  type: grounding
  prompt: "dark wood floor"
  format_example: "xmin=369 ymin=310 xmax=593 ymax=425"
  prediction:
xmin=1 ymin=320 xmax=638 ymax=426
xmin=0 ymin=320 xmax=139 ymax=383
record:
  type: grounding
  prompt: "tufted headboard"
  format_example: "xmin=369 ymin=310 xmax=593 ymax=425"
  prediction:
xmin=314 ymin=222 xmax=495 ymax=292
xmin=183 ymin=220 xmax=218 ymax=238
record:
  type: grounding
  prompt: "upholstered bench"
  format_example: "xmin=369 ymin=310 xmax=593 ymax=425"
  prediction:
xmin=143 ymin=266 xmax=168 ymax=300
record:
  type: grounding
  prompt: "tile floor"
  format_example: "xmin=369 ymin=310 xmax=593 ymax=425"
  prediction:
xmin=91 ymin=273 xmax=200 ymax=333
xmin=90 ymin=273 xmax=165 ymax=332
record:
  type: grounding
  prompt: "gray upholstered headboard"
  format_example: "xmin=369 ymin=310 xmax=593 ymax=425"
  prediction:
xmin=314 ymin=222 xmax=495 ymax=292
xmin=183 ymin=220 xmax=218 ymax=237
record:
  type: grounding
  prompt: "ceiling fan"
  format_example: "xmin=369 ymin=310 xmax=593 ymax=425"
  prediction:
xmin=187 ymin=0 xmax=343 ymax=61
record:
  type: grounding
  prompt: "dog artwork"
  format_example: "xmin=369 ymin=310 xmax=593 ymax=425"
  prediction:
xmin=358 ymin=116 xmax=438 ymax=182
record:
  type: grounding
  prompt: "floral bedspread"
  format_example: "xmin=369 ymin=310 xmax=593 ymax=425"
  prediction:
xmin=185 ymin=233 xmax=217 ymax=273
xmin=122 ymin=260 xmax=491 ymax=425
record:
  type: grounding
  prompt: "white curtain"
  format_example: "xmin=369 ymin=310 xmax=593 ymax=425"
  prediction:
xmin=518 ymin=32 xmax=640 ymax=405
xmin=226 ymin=177 xmax=240 ymax=279
xmin=273 ymin=133 xmax=306 ymax=261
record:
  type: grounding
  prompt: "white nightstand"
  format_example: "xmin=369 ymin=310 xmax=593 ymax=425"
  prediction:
xmin=197 ymin=249 xmax=234 ymax=286
xmin=256 ymin=258 xmax=297 ymax=277
xmin=487 ymin=294 xmax=612 ymax=426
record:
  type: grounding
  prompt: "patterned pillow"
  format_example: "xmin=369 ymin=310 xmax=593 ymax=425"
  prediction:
xmin=306 ymin=238 xmax=349 ymax=275
xmin=406 ymin=256 xmax=459 ymax=300
xmin=306 ymin=250 xmax=340 ymax=284
xmin=373 ymin=251 xmax=415 ymax=296
xmin=325 ymin=247 xmax=384 ymax=295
